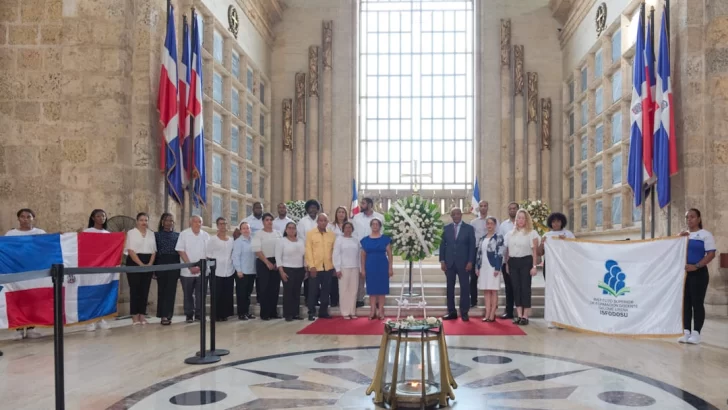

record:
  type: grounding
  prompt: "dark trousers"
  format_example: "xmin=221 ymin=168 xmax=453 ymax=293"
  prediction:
xmin=508 ymin=256 xmax=533 ymax=309
xmin=683 ymin=267 xmax=710 ymax=332
xmin=282 ymin=267 xmax=305 ymax=319
xmin=308 ymin=269 xmax=333 ymax=317
xmin=215 ymin=275 xmax=235 ymax=319
xmin=501 ymin=263 xmax=514 ymax=316
xmin=180 ymin=276 xmax=207 ymax=318
xmin=127 ymin=253 xmax=153 ymax=315
xmin=303 ymin=277 xmax=320 ymax=304
xmin=256 ymin=257 xmax=280 ymax=319
xmin=155 ymin=254 xmax=180 ymax=319
xmin=235 ymin=274 xmax=256 ymax=316
xmin=469 ymin=272 xmax=479 ymax=306
xmin=330 ymin=276 xmax=339 ymax=306
xmin=445 ymin=265 xmax=470 ymax=315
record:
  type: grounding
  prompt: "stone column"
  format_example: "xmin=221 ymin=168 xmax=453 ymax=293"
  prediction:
xmin=294 ymin=72 xmax=306 ymax=200
xmin=321 ymin=22 xmax=333 ymax=212
xmin=282 ymin=99 xmax=293 ymax=200
xmin=541 ymin=98 xmax=552 ymax=205
xmin=513 ymin=45 xmax=526 ymax=202
xmin=527 ymin=72 xmax=538 ymax=200
xmin=500 ymin=19 xmax=513 ymax=207
xmin=307 ymin=47 xmax=320 ymax=200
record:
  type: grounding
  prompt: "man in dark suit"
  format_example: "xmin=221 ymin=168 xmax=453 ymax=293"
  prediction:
xmin=439 ymin=207 xmax=476 ymax=321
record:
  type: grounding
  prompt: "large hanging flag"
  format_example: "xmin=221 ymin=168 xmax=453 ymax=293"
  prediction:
xmin=179 ymin=15 xmax=191 ymax=184
xmin=0 ymin=233 xmax=125 ymax=329
xmin=350 ymin=179 xmax=360 ymax=218
xmin=653 ymin=7 xmax=677 ymax=208
xmin=189 ymin=10 xmax=207 ymax=207
xmin=157 ymin=3 xmax=183 ymax=204
xmin=470 ymin=178 xmax=480 ymax=215
xmin=627 ymin=10 xmax=648 ymax=207
xmin=643 ymin=15 xmax=656 ymax=182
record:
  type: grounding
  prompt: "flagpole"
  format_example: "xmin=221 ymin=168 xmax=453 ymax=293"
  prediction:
xmin=649 ymin=5 xmax=656 ymax=239
xmin=665 ymin=0 xmax=672 ymax=236
xmin=188 ymin=6 xmax=197 ymax=222
xmin=163 ymin=0 xmax=172 ymax=214
xmin=640 ymin=1 xmax=646 ymax=240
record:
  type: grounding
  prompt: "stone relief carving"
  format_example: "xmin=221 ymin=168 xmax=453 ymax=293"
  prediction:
xmin=309 ymin=46 xmax=319 ymax=97
xmin=295 ymin=72 xmax=306 ymax=123
xmin=542 ymin=98 xmax=552 ymax=150
xmin=283 ymin=99 xmax=293 ymax=151
xmin=514 ymin=45 xmax=524 ymax=96
xmin=500 ymin=19 xmax=511 ymax=66
xmin=323 ymin=20 xmax=333 ymax=70
xmin=527 ymin=73 xmax=538 ymax=122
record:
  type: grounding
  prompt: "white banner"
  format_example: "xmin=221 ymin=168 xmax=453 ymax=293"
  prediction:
xmin=545 ymin=237 xmax=687 ymax=336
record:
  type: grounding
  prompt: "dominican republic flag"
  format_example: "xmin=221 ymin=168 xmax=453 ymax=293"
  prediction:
xmin=350 ymin=179 xmax=360 ymax=217
xmin=627 ymin=10 xmax=650 ymax=207
xmin=179 ymin=15 xmax=191 ymax=185
xmin=189 ymin=10 xmax=207 ymax=207
xmin=0 ymin=233 xmax=125 ymax=329
xmin=157 ymin=3 xmax=183 ymax=204
xmin=653 ymin=7 xmax=677 ymax=208
xmin=643 ymin=15 xmax=656 ymax=182
xmin=470 ymin=178 xmax=480 ymax=215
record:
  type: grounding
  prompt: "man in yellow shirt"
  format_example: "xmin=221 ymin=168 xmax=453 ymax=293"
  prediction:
xmin=305 ymin=213 xmax=336 ymax=320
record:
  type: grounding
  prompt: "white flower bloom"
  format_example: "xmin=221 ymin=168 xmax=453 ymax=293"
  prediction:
xmin=426 ymin=317 xmax=438 ymax=325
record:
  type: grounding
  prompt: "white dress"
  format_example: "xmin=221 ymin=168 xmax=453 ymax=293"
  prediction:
xmin=477 ymin=235 xmax=502 ymax=290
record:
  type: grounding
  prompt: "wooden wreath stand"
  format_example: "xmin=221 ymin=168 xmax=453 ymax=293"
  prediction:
xmin=366 ymin=323 xmax=457 ymax=409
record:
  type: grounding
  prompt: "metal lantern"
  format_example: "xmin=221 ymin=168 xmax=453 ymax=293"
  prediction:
xmin=367 ymin=323 xmax=456 ymax=409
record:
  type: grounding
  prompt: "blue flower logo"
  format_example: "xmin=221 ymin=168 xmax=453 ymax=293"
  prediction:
xmin=598 ymin=260 xmax=630 ymax=297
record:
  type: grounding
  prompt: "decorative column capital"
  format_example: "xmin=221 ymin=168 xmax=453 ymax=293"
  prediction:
xmin=323 ymin=20 xmax=333 ymax=70
xmin=295 ymin=72 xmax=306 ymax=123
xmin=283 ymin=99 xmax=293 ymax=151
xmin=500 ymin=19 xmax=511 ymax=66
xmin=514 ymin=45 xmax=524 ymax=96
xmin=527 ymin=72 xmax=538 ymax=123
xmin=541 ymin=98 xmax=552 ymax=150
xmin=309 ymin=46 xmax=319 ymax=97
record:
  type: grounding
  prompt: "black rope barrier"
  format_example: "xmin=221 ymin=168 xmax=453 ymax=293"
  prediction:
xmin=65 ymin=262 xmax=197 ymax=275
xmin=0 ymin=269 xmax=51 ymax=285
xmin=196 ymin=259 xmax=229 ymax=358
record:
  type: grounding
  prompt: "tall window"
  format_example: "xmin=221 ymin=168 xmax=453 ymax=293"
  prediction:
xmin=213 ymin=31 xmax=224 ymax=63
xmin=212 ymin=194 xmax=223 ymax=221
xmin=232 ymin=52 xmax=240 ymax=79
xmin=595 ymin=200 xmax=603 ymax=227
xmin=595 ymin=123 xmax=604 ymax=153
xmin=595 ymin=162 xmax=603 ymax=191
xmin=231 ymin=162 xmax=239 ymax=191
xmin=213 ymin=113 xmax=223 ymax=144
xmin=612 ymin=112 xmax=622 ymax=145
xmin=612 ymin=194 xmax=622 ymax=225
xmin=230 ymin=199 xmax=239 ymax=225
xmin=359 ymin=0 xmax=475 ymax=190
xmin=212 ymin=154 xmax=222 ymax=184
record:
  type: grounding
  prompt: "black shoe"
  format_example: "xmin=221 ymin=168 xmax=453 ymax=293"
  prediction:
xmin=294 ymin=316 xmax=304 ymax=320
xmin=246 ymin=314 xmax=256 ymax=319
xmin=285 ymin=317 xmax=293 ymax=322
xmin=356 ymin=301 xmax=365 ymax=308
xmin=331 ymin=304 xmax=339 ymax=307
xmin=442 ymin=313 xmax=458 ymax=321
xmin=519 ymin=318 xmax=529 ymax=325
xmin=194 ymin=316 xmax=201 ymax=322
xmin=500 ymin=313 xmax=513 ymax=319
xmin=186 ymin=316 xmax=193 ymax=323
xmin=462 ymin=314 xmax=469 ymax=322
xmin=470 ymin=303 xmax=477 ymax=308
xmin=261 ymin=317 xmax=270 ymax=321
xmin=0 ymin=350 xmax=3 ymax=356
xmin=271 ymin=315 xmax=282 ymax=319
xmin=308 ymin=314 xmax=316 ymax=321
xmin=512 ymin=317 xmax=521 ymax=324
xmin=239 ymin=315 xmax=248 ymax=321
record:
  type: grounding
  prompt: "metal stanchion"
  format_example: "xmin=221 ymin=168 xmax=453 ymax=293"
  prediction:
xmin=185 ymin=259 xmax=220 ymax=365
xmin=52 ymin=264 xmax=65 ymax=410
xmin=198 ymin=259 xmax=229 ymax=357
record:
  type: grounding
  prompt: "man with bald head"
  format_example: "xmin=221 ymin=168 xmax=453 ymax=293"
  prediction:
xmin=304 ymin=213 xmax=337 ymax=320
xmin=439 ymin=207 xmax=476 ymax=321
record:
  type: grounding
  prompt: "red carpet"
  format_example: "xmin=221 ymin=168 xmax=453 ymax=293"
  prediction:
xmin=297 ymin=317 xmax=526 ymax=336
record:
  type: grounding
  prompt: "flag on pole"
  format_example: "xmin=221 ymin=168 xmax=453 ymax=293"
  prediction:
xmin=653 ymin=7 xmax=677 ymax=208
xmin=189 ymin=11 xmax=206 ymax=207
xmin=470 ymin=178 xmax=480 ymax=215
xmin=627 ymin=10 xmax=649 ymax=207
xmin=643 ymin=15 xmax=656 ymax=184
xmin=350 ymin=179 xmax=360 ymax=217
xmin=179 ymin=15 xmax=191 ymax=184
xmin=156 ymin=3 xmax=183 ymax=204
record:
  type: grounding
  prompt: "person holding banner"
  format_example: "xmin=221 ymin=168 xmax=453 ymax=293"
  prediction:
xmin=475 ymin=216 xmax=505 ymax=322
xmin=504 ymin=209 xmax=540 ymax=325
xmin=539 ymin=212 xmax=576 ymax=279
xmin=83 ymin=209 xmax=112 ymax=332
xmin=678 ymin=208 xmax=716 ymax=345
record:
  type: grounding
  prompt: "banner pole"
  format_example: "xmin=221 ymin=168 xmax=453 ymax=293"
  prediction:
xmin=665 ymin=0 xmax=672 ymax=237
xmin=52 ymin=264 xmax=65 ymax=410
xmin=162 ymin=0 xmax=171 ymax=214
xmin=640 ymin=1 xmax=646 ymax=241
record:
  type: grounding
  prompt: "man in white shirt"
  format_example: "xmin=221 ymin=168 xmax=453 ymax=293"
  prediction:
xmin=272 ymin=202 xmax=294 ymax=234
xmin=5 ymin=208 xmax=46 ymax=342
xmin=498 ymin=202 xmax=519 ymax=319
xmin=175 ymin=215 xmax=211 ymax=322
xmin=351 ymin=197 xmax=383 ymax=307
xmin=468 ymin=200 xmax=490 ymax=307
xmin=243 ymin=202 xmax=264 ymax=234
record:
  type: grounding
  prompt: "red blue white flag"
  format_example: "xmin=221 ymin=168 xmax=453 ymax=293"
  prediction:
xmin=0 ymin=233 xmax=125 ymax=329
xmin=350 ymin=179 xmax=360 ymax=218
xmin=643 ymin=15 xmax=656 ymax=185
xmin=628 ymin=11 xmax=649 ymax=207
xmin=653 ymin=7 xmax=677 ymax=208
xmin=179 ymin=15 xmax=191 ymax=185
xmin=189 ymin=11 xmax=206 ymax=207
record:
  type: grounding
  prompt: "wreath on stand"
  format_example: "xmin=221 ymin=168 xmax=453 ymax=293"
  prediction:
xmin=285 ymin=200 xmax=306 ymax=223
xmin=520 ymin=199 xmax=551 ymax=236
xmin=383 ymin=196 xmax=445 ymax=320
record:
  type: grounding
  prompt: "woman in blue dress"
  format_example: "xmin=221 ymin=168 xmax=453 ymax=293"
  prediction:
xmin=360 ymin=218 xmax=393 ymax=320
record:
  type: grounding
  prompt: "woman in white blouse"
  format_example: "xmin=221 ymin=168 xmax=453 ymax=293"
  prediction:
xmin=125 ymin=212 xmax=157 ymax=325
xmin=504 ymin=209 xmax=540 ymax=326
xmin=276 ymin=222 xmax=306 ymax=321
xmin=207 ymin=217 xmax=235 ymax=321
xmin=252 ymin=213 xmax=282 ymax=320
xmin=327 ymin=206 xmax=348 ymax=308
xmin=333 ymin=222 xmax=361 ymax=319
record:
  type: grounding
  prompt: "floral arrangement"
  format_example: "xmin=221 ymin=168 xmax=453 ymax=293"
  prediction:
xmin=519 ymin=199 xmax=551 ymax=236
xmin=383 ymin=196 xmax=445 ymax=262
xmin=386 ymin=316 xmax=441 ymax=329
xmin=285 ymin=200 xmax=306 ymax=223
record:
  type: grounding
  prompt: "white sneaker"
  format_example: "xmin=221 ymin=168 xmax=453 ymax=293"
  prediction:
xmin=548 ymin=323 xmax=555 ymax=329
xmin=677 ymin=330 xmax=691 ymax=343
xmin=687 ymin=332 xmax=702 ymax=345
xmin=86 ymin=322 xmax=97 ymax=332
xmin=25 ymin=329 xmax=43 ymax=339
xmin=97 ymin=319 xmax=111 ymax=330
xmin=13 ymin=331 xmax=24 ymax=341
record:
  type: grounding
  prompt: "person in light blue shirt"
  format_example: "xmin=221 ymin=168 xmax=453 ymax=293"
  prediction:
xmin=232 ymin=222 xmax=257 ymax=320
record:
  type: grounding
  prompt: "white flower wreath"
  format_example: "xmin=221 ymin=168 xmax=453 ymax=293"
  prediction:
xmin=519 ymin=199 xmax=551 ymax=236
xmin=383 ymin=196 xmax=444 ymax=262
xmin=285 ymin=200 xmax=306 ymax=223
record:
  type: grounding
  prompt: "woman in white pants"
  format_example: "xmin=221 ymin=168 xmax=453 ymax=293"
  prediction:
xmin=333 ymin=222 xmax=361 ymax=319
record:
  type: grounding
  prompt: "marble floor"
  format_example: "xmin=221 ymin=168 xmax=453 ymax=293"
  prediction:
xmin=0 ymin=316 xmax=727 ymax=410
